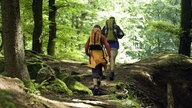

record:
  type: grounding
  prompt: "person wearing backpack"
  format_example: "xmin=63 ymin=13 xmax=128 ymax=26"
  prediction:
xmin=85 ymin=25 xmax=111 ymax=95
xmin=101 ymin=16 xmax=124 ymax=81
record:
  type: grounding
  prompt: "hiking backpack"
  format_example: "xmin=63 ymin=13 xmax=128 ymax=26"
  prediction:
xmin=89 ymin=28 xmax=103 ymax=50
xmin=105 ymin=19 xmax=117 ymax=42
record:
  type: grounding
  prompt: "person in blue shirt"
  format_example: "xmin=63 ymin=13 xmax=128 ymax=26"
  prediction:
xmin=101 ymin=16 xmax=124 ymax=81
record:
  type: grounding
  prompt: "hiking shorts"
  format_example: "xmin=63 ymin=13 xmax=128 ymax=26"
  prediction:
xmin=92 ymin=63 xmax=103 ymax=78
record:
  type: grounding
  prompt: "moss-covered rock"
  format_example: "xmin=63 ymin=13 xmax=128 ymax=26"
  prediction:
xmin=58 ymin=72 xmax=68 ymax=81
xmin=52 ymin=67 xmax=61 ymax=78
xmin=27 ymin=61 xmax=45 ymax=79
xmin=46 ymin=78 xmax=72 ymax=95
xmin=36 ymin=66 xmax=56 ymax=83
xmin=64 ymin=76 xmax=93 ymax=96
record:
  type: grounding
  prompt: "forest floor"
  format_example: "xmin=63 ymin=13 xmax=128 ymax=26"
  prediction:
xmin=1 ymin=53 xmax=192 ymax=108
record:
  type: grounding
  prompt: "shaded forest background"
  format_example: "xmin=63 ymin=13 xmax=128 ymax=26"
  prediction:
xmin=0 ymin=0 xmax=186 ymax=63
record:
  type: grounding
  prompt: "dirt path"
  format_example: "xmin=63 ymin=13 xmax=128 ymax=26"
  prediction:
xmin=0 ymin=59 xmax=160 ymax=108
xmin=0 ymin=59 xmax=123 ymax=108
xmin=46 ymin=59 xmax=164 ymax=108
xmin=46 ymin=60 xmax=120 ymax=108
xmin=0 ymin=75 xmax=116 ymax=108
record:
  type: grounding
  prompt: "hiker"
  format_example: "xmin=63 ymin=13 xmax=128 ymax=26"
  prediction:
xmin=101 ymin=16 xmax=124 ymax=81
xmin=85 ymin=25 xmax=111 ymax=95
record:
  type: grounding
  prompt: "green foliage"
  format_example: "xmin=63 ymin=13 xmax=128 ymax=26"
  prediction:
xmin=110 ymin=82 xmax=142 ymax=108
xmin=0 ymin=90 xmax=16 ymax=108
xmin=17 ymin=0 xmax=182 ymax=62
xmin=20 ymin=0 xmax=34 ymax=50
xmin=148 ymin=21 xmax=180 ymax=37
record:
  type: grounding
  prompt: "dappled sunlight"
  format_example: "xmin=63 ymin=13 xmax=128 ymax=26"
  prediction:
xmin=131 ymin=69 xmax=153 ymax=82
xmin=33 ymin=94 xmax=104 ymax=108
xmin=185 ymin=58 xmax=192 ymax=63
xmin=72 ymin=99 xmax=105 ymax=106
xmin=159 ymin=54 xmax=171 ymax=59
xmin=0 ymin=76 xmax=25 ymax=93
xmin=129 ymin=65 xmax=154 ymax=83
xmin=140 ymin=71 xmax=153 ymax=82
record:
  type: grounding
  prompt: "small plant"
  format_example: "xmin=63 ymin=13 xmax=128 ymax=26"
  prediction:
xmin=110 ymin=82 xmax=142 ymax=108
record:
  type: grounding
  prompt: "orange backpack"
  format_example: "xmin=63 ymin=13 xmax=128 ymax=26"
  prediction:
xmin=89 ymin=28 xmax=103 ymax=50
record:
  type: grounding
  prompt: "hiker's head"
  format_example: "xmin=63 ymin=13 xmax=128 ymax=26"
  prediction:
xmin=109 ymin=16 xmax=116 ymax=24
xmin=93 ymin=25 xmax=101 ymax=30
xmin=109 ymin=16 xmax=115 ymax=20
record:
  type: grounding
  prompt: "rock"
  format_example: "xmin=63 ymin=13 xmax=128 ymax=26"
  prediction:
xmin=46 ymin=78 xmax=73 ymax=95
xmin=64 ymin=76 xmax=93 ymax=96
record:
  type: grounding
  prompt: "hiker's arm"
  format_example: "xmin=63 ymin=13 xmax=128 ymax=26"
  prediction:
xmin=101 ymin=26 xmax=106 ymax=35
xmin=85 ymin=37 xmax=90 ymax=56
xmin=101 ymin=35 xmax=111 ymax=58
xmin=116 ymin=26 xmax=124 ymax=39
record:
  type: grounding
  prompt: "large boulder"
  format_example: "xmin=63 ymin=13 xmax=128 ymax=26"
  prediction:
xmin=119 ymin=53 xmax=192 ymax=108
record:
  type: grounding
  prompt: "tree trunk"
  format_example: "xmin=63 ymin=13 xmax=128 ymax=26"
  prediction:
xmin=1 ymin=0 xmax=31 ymax=87
xmin=47 ymin=0 xmax=57 ymax=56
xmin=32 ymin=0 xmax=43 ymax=53
xmin=0 ymin=31 xmax=3 ymax=51
xmin=178 ymin=0 xmax=192 ymax=56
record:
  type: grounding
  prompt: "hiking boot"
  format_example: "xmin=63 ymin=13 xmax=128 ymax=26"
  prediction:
xmin=93 ymin=85 xmax=99 ymax=95
xmin=102 ymin=75 xmax=106 ymax=80
xmin=109 ymin=72 xmax=114 ymax=81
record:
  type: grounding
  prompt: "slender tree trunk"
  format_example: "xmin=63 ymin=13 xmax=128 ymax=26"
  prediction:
xmin=179 ymin=0 xmax=192 ymax=56
xmin=1 ymin=0 xmax=31 ymax=87
xmin=47 ymin=0 xmax=57 ymax=56
xmin=32 ymin=0 xmax=43 ymax=53
xmin=0 ymin=31 xmax=3 ymax=51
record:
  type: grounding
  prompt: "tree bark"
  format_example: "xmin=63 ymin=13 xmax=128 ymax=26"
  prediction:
xmin=1 ymin=0 xmax=31 ymax=87
xmin=47 ymin=0 xmax=57 ymax=56
xmin=32 ymin=0 xmax=43 ymax=53
xmin=178 ymin=0 xmax=192 ymax=56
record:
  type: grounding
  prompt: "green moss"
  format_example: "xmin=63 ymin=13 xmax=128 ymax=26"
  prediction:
xmin=0 ymin=90 xmax=17 ymax=108
xmin=115 ymin=82 xmax=126 ymax=90
xmin=52 ymin=67 xmax=61 ymax=78
xmin=35 ymin=66 xmax=56 ymax=83
xmin=27 ymin=62 xmax=44 ymax=79
xmin=64 ymin=76 xmax=93 ymax=96
xmin=46 ymin=78 xmax=73 ymax=95
xmin=58 ymin=72 xmax=68 ymax=81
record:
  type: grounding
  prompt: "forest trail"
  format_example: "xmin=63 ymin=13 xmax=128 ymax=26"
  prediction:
xmin=45 ymin=53 xmax=192 ymax=108
xmin=45 ymin=60 xmax=124 ymax=108
xmin=0 ymin=75 xmax=115 ymax=108
xmin=0 ymin=60 xmax=128 ymax=108
xmin=45 ymin=59 xmax=156 ymax=108
xmin=1 ymin=53 xmax=192 ymax=108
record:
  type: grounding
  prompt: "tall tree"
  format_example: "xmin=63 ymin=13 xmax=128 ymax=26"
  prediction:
xmin=179 ymin=0 xmax=192 ymax=56
xmin=47 ymin=0 xmax=57 ymax=56
xmin=32 ymin=0 xmax=43 ymax=53
xmin=1 ymin=0 xmax=31 ymax=87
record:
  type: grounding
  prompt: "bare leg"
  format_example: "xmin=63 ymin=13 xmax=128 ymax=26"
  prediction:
xmin=109 ymin=48 xmax=118 ymax=80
